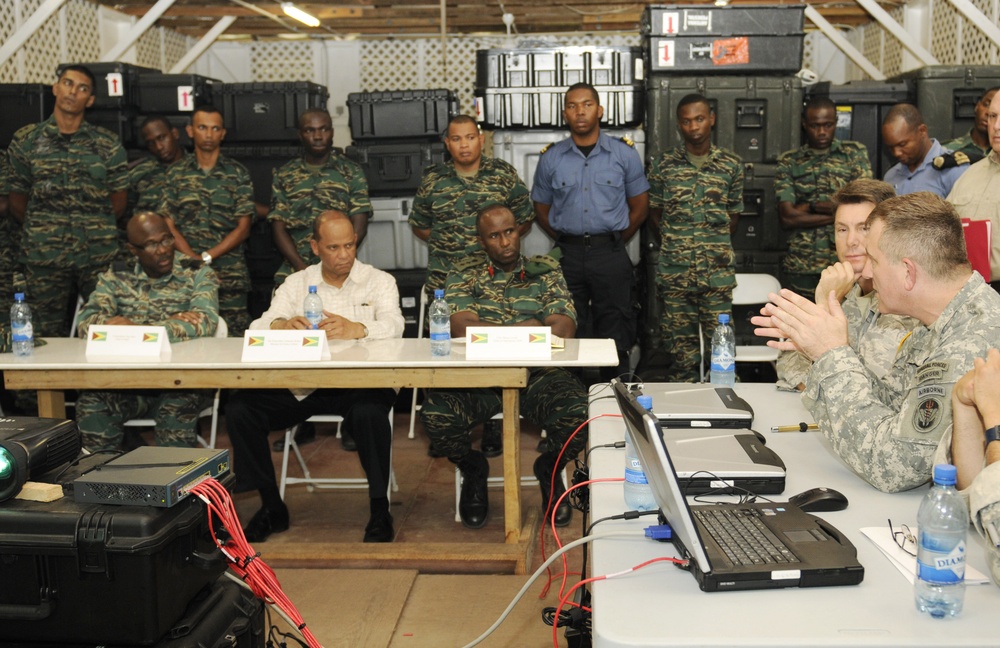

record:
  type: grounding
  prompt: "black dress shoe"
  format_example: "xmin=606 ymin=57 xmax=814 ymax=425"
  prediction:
xmin=271 ymin=421 xmax=316 ymax=452
xmin=340 ymin=427 xmax=357 ymax=452
xmin=363 ymin=510 xmax=394 ymax=542
xmin=480 ymin=419 xmax=503 ymax=458
xmin=242 ymin=503 xmax=290 ymax=543
xmin=427 ymin=442 xmax=445 ymax=458
xmin=457 ymin=452 xmax=490 ymax=529
xmin=534 ymin=454 xmax=572 ymax=527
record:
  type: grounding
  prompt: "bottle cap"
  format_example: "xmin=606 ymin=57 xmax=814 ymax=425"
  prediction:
xmin=14 ymin=293 xmax=24 ymax=301
xmin=308 ymin=285 xmax=317 ymax=293
xmin=636 ymin=395 xmax=653 ymax=411
xmin=718 ymin=313 xmax=730 ymax=324
xmin=933 ymin=463 xmax=957 ymax=486
xmin=434 ymin=289 xmax=444 ymax=299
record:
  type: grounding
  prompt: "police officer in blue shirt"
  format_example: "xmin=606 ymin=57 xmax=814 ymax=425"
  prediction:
xmin=532 ymin=82 xmax=650 ymax=380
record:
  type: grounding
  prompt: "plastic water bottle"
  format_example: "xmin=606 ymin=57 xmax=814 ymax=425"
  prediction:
xmin=709 ymin=313 xmax=736 ymax=386
xmin=915 ymin=463 xmax=968 ymax=618
xmin=10 ymin=293 xmax=33 ymax=358
xmin=624 ymin=394 xmax=657 ymax=511
xmin=303 ymin=285 xmax=323 ymax=330
xmin=429 ymin=289 xmax=451 ymax=357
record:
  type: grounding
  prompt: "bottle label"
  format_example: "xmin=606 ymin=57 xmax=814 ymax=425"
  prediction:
xmin=917 ymin=540 xmax=966 ymax=584
xmin=625 ymin=458 xmax=649 ymax=485
xmin=12 ymin=322 xmax=32 ymax=342
xmin=429 ymin=332 xmax=450 ymax=341
xmin=711 ymin=349 xmax=734 ymax=371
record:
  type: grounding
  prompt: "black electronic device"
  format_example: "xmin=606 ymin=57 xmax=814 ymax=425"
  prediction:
xmin=788 ymin=486 xmax=849 ymax=513
xmin=0 ymin=417 xmax=81 ymax=502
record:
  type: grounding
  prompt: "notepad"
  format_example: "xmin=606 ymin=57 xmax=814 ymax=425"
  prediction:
xmin=860 ymin=526 xmax=990 ymax=585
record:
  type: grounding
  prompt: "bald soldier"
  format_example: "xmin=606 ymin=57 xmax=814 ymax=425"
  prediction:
xmin=75 ymin=212 xmax=220 ymax=452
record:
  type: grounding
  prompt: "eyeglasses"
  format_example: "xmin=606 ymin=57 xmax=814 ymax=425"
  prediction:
xmin=889 ymin=518 xmax=916 ymax=557
xmin=129 ymin=235 xmax=175 ymax=253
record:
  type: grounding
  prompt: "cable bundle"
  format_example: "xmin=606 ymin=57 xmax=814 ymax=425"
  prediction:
xmin=189 ymin=478 xmax=321 ymax=648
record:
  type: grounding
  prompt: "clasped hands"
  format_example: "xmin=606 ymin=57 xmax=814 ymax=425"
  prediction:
xmin=274 ymin=312 xmax=365 ymax=340
xmin=751 ymin=284 xmax=850 ymax=362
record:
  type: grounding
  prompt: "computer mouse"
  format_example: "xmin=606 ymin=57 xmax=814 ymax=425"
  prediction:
xmin=787 ymin=487 xmax=849 ymax=513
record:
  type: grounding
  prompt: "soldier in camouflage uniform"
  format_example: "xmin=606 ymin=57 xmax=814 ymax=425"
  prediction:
xmin=944 ymin=87 xmax=998 ymax=160
xmin=75 ymin=212 xmax=219 ymax=452
xmin=0 ymin=148 xmax=17 ymax=307
xmin=648 ymin=94 xmax=744 ymax=382
xmin=130 ymin=116 xmax=188 ymax=214
xmin=776 ymin=179 xmax=916 ymax=390
xmin=410 ymin=114 xmax=534 ymax=293
xmin=421 ymin=204 xmax=584 ymax=529
xmin=754 ymin=193 xmax=1000 ymax=492
xmin=6 ymin=65 xmax=129 ymax=337
xmin=270 ymin=108 xmax=371 ymax=286
xmin=159 ymin=106 xmax=253 ymax=335
xmin=776 ymin=96 xmax=871 ymax=296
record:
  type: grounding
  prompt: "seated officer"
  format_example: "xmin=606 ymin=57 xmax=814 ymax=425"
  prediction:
xmin=421 ymin=203 xmax=588 ymax=529
xmin=226 ymin=211 xmax=404 ymax=544
xmin=75 ymin=211 xmax=219 ymax=452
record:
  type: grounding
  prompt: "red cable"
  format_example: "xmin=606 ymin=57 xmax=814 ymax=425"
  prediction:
xmin=189 ymin=478 xmax=321 ymax=648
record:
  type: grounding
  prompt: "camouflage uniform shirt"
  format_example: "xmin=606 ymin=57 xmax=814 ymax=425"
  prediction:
xmin=944 ymin=130 xmax=991 ymax=160
xmin=76 ymin=251 xmax=220 ymax=343
xmin=6 ymin=115 xmax=128 ymax=265
xmin=445 ymin=252 xmax=576 ymax=326
xmin=648 ymin=145 xmax=744 ymax=272
xmin=269 ymin=153 xmax=371 ymax=282
xmin=412 ymin=157 xmax=534 ymax=292
xmin=803 ymin=272 xmax=1000 ymax=492
xmin=774 ymin=140 xmax=871 ymax=276
xmin=159 ymin=154 xmax=255 ymax=289
xmin=129 ymin=153 xmax=189 ymax=214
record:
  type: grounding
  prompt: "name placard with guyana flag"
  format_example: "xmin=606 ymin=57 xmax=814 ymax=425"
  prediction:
xmin=464 ymin=326 xmax=554 ymax=361
xmin=241 ymin=329 xmax=331 ymax=362
xmin=85 ymin=325 xmax=171 ymax=360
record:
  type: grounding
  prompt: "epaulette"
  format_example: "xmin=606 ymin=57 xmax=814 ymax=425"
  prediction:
xmin=112 ymin=260 xmax=130 ymax=273
xmin=524 ymin=248 xmax=564 ymax=277
xmin=179 ymin=257 xmax=201 ymax=270
xmin=539 ymin=143 xmax=553 ymax=154
xmin=619 ymin=135 xmax=635 ymax=148
xmin=452 ymin=253 xmax=484 ymax=274
xmin=933 ymin=150 xmax=983 ymax=170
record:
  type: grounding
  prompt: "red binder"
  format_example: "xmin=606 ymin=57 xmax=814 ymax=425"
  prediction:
xmin=962 ymin=218 xmax=992 ymax=282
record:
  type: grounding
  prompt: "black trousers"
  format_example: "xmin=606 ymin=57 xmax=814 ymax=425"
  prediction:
xmin=557 ymin=238 xmax=635 ymax=380
xmin=226 ymin=387 xmax=396 ymax=502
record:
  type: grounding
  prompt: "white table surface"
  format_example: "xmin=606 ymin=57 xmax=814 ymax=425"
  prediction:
xmin=589 ymin=383 xmax=997 ymax=647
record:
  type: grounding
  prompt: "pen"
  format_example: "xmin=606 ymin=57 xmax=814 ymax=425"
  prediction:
xmin=771 ymin=422 xmax=819 ymax=433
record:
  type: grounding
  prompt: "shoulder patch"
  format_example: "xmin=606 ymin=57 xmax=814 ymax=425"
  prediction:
xmin=112 ymin=261 xmax=130 ymax=273
xmin=524 ymin=248 xmax=563 ymax=276
xmin=539 ymin=143 xmax=553 ymax=155
xmin=619 ymin=136 xmax=635 ymax=148
xmin=452 ymin=253 xmax=484 ymax=274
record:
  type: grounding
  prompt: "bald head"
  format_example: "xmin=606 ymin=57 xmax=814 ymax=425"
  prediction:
xmin=312 ymin=210 xmax=354 ymax=241
xmin=126 ymin=211 xmax=176 ymax=278
xmin=128 ymin=211 xmax=170 ymax=242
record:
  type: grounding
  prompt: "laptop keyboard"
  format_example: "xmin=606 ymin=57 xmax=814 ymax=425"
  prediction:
xmin=694 ymin=508 xmax=800 ymax=566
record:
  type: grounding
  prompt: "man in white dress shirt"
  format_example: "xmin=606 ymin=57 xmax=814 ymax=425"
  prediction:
xmin=226 ymin=211 xmax=405 ymax=543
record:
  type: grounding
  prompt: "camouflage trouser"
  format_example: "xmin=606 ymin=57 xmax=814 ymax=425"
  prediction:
xmin=421 ymin=367 xmax=589 ymax=461
xmin=76 ymin=389 xmax=208 ymax=452
xmin=657 ymin=265 xmax=733 ymax=383
xmin=782 ymin=273 xmax=821 ymax=298
xmin=25 ymin=251 xmax=116 ymax=337
xmin=0 ymin=214 xmax=20 ymax=305
xmin=215 ymin=259 xmax=250 ymax=336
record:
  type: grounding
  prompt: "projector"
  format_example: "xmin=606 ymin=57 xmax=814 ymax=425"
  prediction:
xmin=0 ymin=417 xmax=81 ymax=502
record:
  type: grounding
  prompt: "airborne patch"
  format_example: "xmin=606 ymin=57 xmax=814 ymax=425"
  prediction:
xmin=917 ymin=385 xmax=946 ymax=399
xmin=912 ymin=397 xmax=942 ymax=433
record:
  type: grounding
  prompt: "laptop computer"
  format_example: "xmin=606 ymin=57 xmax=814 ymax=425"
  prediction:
xmin=638 ymin=383 xmax=754 ymax=428
xmin=663 ymin=427 xmax=786 ymax=495
xmin=611 ymin=379 xmax=864 ymax=592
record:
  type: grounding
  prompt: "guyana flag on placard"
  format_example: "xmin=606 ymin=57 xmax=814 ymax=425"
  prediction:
xmin=248 ymin=336 xmax=265 ymax=347
xmin=470 ymin=333 xmax=488 ymax=344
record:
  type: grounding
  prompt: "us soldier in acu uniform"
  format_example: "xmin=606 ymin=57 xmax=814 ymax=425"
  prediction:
xmin=410 ymin=114 xmax=534 ymax=294
xmin=775 ymin=96 xmax=871 ymax=296
xmin=270 ymin=108 xmax=371 ymax=286
xmin=6 ymin=64 xmax=129 ymax=337
xmin=421 ymin=204 xmax=587 ymax=530
xmin=160 ymin=106 xmax=254 ymax=335
xmin=75 ymin=212 xmax=219 ymax=452
xmin=647 ymin=94 xmax=744 ymax=382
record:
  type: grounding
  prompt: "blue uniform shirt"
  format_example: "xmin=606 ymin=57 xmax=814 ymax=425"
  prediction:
xmin=531 ymin=130 xmax=649 ymax=236
xmin=884 ymin=139 xmax=968 ymax=198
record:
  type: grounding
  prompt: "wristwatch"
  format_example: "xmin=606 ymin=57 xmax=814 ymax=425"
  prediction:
xmin=201 ymin=252 xmax=213 ymax=265
xmin=361 ymin=324 xmax=370 ymax=339
xmin=985 ymin=425 xmax=1000 ymax=446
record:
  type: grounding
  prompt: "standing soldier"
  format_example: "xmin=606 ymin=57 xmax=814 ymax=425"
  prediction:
xmin=647 ymin=94 xmax=744 ymax=382
xmin=130 ymin=115 xmax=188 ymax=214
xmin=532 ymin=82 xmax=649 ymax=381
xmin=270 ymin=108 xmax=371 ymax=286
xmin=160 ymin=106 xmax=254 ymax=335
xmin=775 ymin=96 xmax=871 ymax=296
xmin=944 ymin=87 xmax=999 ymax=160
xmin=6 ymin=65 xmax=129 ymax=336
xmin=1 ymin=149 xmax=17 ymax=305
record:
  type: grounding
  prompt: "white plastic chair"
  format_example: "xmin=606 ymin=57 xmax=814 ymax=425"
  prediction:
xmin=731 ymin=273 xmax=782 ymax=366
xmin=407 ymin=284 xmax=429 ymax=440
xmin=279 ymin=408 xmax=399 ymax=500
xmin=122 ymin=317 xmax=228 ymax=448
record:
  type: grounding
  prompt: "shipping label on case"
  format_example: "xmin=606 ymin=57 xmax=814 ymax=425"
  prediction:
xmin=177 ymin=85 xmax=194 ymax=111
xmin=106 ymin=73 xmax=124 ymax=97
xmin=683 ymin=10 xmax=712 ymax=31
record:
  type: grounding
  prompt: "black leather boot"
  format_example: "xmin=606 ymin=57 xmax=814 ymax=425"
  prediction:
xmin=456 ymin=451 xmax=490 ymax=528
xmin=534 ymin=452 xmax=572 ymax=527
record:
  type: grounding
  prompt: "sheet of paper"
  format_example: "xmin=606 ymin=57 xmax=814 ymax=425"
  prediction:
xmin=860 ymin=526 xmax=990 ymax=585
